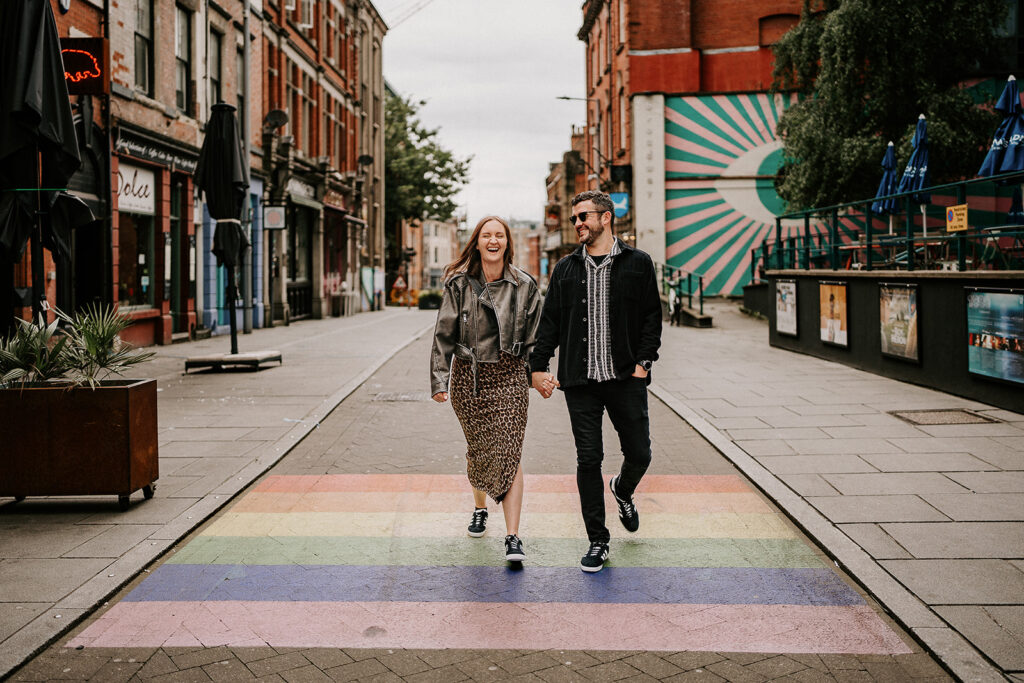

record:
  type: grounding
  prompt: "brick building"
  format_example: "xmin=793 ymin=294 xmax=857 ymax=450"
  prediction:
xmin=543 ymin=125 xmax=587 ymax=276
xmin=262 ymin=0 xmax=386 ymax=323
xmin=577 ymin=0 xmax=803 ymax=296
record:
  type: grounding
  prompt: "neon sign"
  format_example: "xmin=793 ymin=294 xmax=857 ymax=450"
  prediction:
xmin=59 ymin=38 xmax=109 ymax=96
xmin=62 ymin=49 xmax=101 ymax=83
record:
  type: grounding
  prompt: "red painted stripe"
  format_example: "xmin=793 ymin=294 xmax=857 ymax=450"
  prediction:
xmin=254 ymin=474 xmax=754 ymax=495
xmin=67 ymin=601 xmax=911 ymax=655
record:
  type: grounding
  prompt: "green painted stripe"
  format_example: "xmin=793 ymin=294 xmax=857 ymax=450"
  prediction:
xmin=666 ymin=198 xmax=725 ymax=223
xmin=666 ymin=188 xmax=718 ymax=201
xmin=665 ymin=146 xmax=729 ymax=170
xmin=671 ymin=214 xmax=747 ymax=259
xmin=705 ymin=224 xmax=768 ymax=295
xmin=664 ymin=119 xmax=737 ymax=160
xmin=750 ymin=96 xmax=775 ymax=143
xmin=728 ymin=94 xmax=767 ymax=145
xmin=666 ymin=98 xmax=746 ymax=153
xmin=682 ymin=219 xmax=757 ymax=275
xmin=166 ymin=536 xmax=827 ymax=569
xmin=665 ymin=209 xmax=738 ymax=250
xmin=703 ymin=96 xmax=758 ymax=148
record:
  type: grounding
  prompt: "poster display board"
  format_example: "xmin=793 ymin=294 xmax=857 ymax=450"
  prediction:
xmin=819 ymin=281 xmax=848 ymax=347
xmin=776 ymin=280 xmax=798 ymax=336
xmin=879 ymin=284 xmax=919 ymax=361
xmin=966 ymin=288 xmax=1024 ymax=385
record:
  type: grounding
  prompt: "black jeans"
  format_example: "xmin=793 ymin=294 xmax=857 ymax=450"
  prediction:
xmin=563 ymin=377 xmax=652 ymax=544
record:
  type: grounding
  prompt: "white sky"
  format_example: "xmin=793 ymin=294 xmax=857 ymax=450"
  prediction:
xmin=378 ymin=0 xmax=586 ymax=228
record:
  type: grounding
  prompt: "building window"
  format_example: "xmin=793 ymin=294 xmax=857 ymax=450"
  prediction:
xmin=175 ymin=6 xmax=192 ymax=113
xmin=119 ymin=212 xmax=155 ymax=309
xmin=134 ymin=0 xmax=153 ymax=94
xmin=209 ymin=30 xmax=223 ymax=108
xmin=618 ymin=0 xmax=626 ymax=44
xmin=336 ymin=100 xmax=345 ymax=169
xmin=236 ymin=48 xmax=245 ymax=117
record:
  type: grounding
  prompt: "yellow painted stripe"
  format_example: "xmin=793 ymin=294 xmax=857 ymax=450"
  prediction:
xmin=201 ymin=511 xmax=797 ymax=539
xmin=230 ymin=491 xmax=775 ymax=515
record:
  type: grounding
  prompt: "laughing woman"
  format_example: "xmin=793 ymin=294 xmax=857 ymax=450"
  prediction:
xmin=430 ymin=215 xmax=544 ymax=563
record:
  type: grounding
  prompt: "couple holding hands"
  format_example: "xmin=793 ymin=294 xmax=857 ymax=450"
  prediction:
xmin=430 ymin=190 xmax=663 ymax=573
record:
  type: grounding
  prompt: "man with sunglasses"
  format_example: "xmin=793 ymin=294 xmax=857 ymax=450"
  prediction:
xmin=529 ymin=190 xmax=662 ymax=573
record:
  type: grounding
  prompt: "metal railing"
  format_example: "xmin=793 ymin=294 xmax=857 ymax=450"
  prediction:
xmin=750 ymin=170 xmax=1024 ymax=277
xmin=658 ymin=263 xmax=705 ymax=316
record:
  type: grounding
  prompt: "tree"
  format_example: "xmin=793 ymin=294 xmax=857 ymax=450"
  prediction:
xmin=384 ymin=91 xmax=471 ymax=273
xmin=771 ymin=0 xmax=1008 ymax=210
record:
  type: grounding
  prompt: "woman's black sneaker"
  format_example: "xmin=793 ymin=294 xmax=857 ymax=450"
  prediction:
xmin=505 ymin=534 xmax=526 ymax=562
xmin=467 ymin=508 xmax=488 ymax=537
xmin=580 ymin=541 xmax=610 ymax=572
xmin=610 ymin=475 xmax=639 ymax=532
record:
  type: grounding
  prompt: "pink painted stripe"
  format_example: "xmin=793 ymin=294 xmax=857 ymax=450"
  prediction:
xmin=688 ymin=97 xmax=758 ymax=155
xmin=666 ymin=179 xmax=717 ymax=191
xmin=666 ymin=193 xmax=722 ymax=211
xmin=739 ymin=94 xmax=775 ymax=143
xmin=666 ymin=132 xmax=735 ymax=165
xmin=67 ymin=601 xmax=911 ymax=655
xmin=713 ymin=95 xmax=765 ymax=146
xmin=666 ymin=213 xmax=743 ymax=260
xmin=254 ymin=474 xmax=754 ymax=495
xmin=683 ymin=219 xmax=760 ymax=282
xmin=698 ymin=221 xmax=770 ymax=285
xmin=666 ymin=158 xmax=728 ymax=177
xmin=232 ymin=491 xmax=773 ymax=514
xmin=665 ymin=105 xmax=745 ymax=157
xmin=719 ymin=225 xmax=776 ymax=294
xmin=665 ymin=201 xmax=733 ymax=233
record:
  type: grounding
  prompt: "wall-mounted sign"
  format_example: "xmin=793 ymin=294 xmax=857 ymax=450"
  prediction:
xmin=287 ymin=177 xmax=316 ymax=199
xmin=115 ymin=128 xmax=198 ymax=173
xmin=610 ymin=192 xmax=629 ymax=218
xmin=60 ymin=38 xmax=109 ymax=96
xmin=946 ymin=203 xmax=968 ymax=232
xmin=264 ymin=205 xmax=287 ymax=230
xmin=116 ymin=163 xmax=156 ymax=215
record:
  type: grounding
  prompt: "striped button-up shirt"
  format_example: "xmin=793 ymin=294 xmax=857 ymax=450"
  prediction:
xmin=583 ymin=238 xmax=622 ymax=382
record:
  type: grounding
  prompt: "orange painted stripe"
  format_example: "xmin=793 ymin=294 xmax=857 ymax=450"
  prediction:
xmin=254 ymin=474 xmax=753 ymax=495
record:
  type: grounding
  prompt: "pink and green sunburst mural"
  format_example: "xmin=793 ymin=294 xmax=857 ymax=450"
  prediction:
xmin=664 ymin=93 xmax=825 ymax=296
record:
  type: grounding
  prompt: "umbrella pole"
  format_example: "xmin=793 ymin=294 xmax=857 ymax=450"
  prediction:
xmin=226 ymin=263 xmax=239 ymax=355
xmin=31 ymin=148 xmax=45 ymax=321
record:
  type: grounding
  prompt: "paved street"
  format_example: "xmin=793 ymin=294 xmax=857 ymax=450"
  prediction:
xmin=9 ymin=327 xmax=943 ymax=681
xmin=2 ymin=300 xmax=1022 ymax=681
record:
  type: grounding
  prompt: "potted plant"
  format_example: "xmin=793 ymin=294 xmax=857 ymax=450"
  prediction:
xmin=0 ymin=305 xmax=158 ymax=510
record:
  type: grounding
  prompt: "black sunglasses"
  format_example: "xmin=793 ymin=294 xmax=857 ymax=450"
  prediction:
xmin=570 ymin=210 xmax=607 ymax=224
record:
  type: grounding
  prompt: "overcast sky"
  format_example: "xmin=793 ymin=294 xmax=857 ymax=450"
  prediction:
xmin=377 ymin=0 xmax=586 ymax=228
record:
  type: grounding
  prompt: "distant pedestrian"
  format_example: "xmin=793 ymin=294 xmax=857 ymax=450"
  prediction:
xmin=530 ymin=190 xmax=662 ymax=573
xmin=430 ymin=215 xmax=542 ymax=564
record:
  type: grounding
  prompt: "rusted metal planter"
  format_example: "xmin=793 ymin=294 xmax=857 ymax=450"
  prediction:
xmin=0 ymin=378 xmax=159 ymax=510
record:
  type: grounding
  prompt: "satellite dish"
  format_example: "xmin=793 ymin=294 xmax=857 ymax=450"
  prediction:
xmin=262 ymin=109 xmax=289 ymax=131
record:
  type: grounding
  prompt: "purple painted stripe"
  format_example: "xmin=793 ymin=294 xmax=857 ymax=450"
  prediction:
xmin=123 ymin=564 xmax=864 ymax=606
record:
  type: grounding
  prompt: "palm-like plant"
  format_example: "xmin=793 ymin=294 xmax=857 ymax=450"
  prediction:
xmin=0 ymin=305 xmax=155 ymax=389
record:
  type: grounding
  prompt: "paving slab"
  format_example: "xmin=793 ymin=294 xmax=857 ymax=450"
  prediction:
xmin=650 ymin=300 xmax=1021 ymax=681
xmin=0 ymin=310 xmax=434 ymax=679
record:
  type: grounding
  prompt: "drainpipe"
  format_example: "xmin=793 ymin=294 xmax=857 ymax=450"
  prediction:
xmin=241 ymin=0 xmax=253 ymax=333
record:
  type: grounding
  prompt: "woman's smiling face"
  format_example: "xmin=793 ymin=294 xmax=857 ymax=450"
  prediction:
xmin=477 ymin=220 xmax=508 ymax=265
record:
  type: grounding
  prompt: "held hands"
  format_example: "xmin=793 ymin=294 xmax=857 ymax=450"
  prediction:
xmin=432 ymin=392 xmax=449 ymax=403
xmin=531 ymin=371 xmax=559 ymax=398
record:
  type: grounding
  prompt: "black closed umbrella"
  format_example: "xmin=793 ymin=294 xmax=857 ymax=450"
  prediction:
xmin=0 ymin=0 xmax=82 ymax=330
xmin=193 ymin=103 xmax=249 ymax=354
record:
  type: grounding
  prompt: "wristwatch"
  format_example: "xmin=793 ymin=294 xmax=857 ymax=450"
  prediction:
xmin=638 ymin=360 xmax=653 ymax=372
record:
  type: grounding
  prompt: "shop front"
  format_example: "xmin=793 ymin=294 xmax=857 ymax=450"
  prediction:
xmin=283 ymin=177 xmax=322 ymax=321
xmin=113 ymin=128 xmax=198 ymax=346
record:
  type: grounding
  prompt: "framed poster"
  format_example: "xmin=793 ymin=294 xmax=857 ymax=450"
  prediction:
xmin=819 ymin=282 xmax=848 ymax=347
xmin=966 ymin=288 xmax=1024 ymax=385
xmin=776 ymin=280 xmax=798 ymax=336
xmin=879 ymin=284 xmax=919 ymax=361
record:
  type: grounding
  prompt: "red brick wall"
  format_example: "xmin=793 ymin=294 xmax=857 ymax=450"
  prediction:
xmin=629 ymin=0 xmax=692 ymax=50
xmin=691 ymin=0 xmax=801 ymax=49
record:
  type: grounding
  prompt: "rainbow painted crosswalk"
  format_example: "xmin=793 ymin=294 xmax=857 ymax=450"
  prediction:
xmin=67 ymin=474 xmax=911 ymax=654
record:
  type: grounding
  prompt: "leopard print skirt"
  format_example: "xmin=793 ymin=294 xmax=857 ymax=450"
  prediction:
xmin=450 ymin=352 xmax=529 ymax=503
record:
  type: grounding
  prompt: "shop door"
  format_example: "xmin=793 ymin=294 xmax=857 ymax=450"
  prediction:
xmin=169 ymin=179 xmax=186 ymax=333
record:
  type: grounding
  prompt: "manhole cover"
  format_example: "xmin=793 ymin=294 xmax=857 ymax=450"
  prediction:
xmin=373 ymin=391 xmax=432 ymax=402
xmin=889 ymin=409 xmax=999 ymax=425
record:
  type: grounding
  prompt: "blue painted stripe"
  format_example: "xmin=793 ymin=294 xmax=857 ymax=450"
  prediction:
xmin=124 ymin=564 xmax=865 ymax=606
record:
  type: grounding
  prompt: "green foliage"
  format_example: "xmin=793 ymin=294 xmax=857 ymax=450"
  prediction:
xmin=0 ymin=304 xmax=155 ymax=389
xmin=385 ymin=92 xmax=471 ymax=229
xmin=771 ymin=0 xmax=1008 ymax=210
xmin=417 ymin=289 xmax=443 ymax=310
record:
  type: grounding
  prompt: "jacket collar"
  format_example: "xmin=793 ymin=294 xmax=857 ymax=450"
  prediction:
xmin=474 ymin=264 xmax=521 ymax=286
